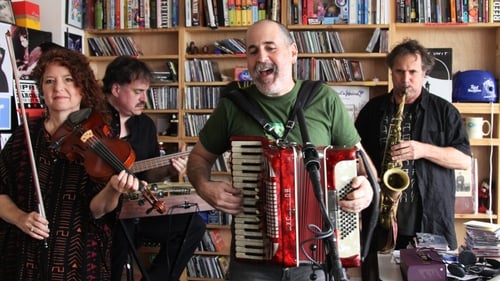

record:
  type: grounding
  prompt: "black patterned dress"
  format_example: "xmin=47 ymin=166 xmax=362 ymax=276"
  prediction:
xmin=0 ymin=118 xmax=118 ymax=281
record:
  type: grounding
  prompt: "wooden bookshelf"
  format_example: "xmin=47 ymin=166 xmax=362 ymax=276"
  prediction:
xmin=83 ymin=1 xmax=500 ymax=280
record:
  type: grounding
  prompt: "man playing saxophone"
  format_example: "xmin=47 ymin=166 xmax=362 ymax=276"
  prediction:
xmin=355 ymin=39 xmax=471 ymax=281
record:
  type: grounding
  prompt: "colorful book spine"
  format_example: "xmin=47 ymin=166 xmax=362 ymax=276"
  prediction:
xmin=468 ymin=0 xmax=479 ymax=22
xmin=235 ymin=0 xmax=242 ymax=26
xmin=228 ymin=0 xmax=236 ymax=25
xmin=95 ymin=0 xmax=104 ymax=29
xmin=258 ymin=0 xmax=266 ymax=20
xmin=251 ymin=0 xmax=258 ymax=23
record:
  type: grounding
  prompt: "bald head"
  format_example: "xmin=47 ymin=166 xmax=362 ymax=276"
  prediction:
xmin=244 ymin=20 xmax=297 ymax=96
xmin=246 ymin=20 xmax=294 ymax=46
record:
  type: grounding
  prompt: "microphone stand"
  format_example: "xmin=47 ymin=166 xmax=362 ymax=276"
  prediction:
xmin=297 ymin=108 xmax=348 ymax=281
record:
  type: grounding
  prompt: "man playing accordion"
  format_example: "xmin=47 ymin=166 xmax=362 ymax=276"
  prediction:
xmin=187 ymin=19 xmax=378 ymax=281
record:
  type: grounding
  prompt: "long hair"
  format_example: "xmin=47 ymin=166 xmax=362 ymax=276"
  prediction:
xmin=31 ymin=48 xmax=108 ymax=116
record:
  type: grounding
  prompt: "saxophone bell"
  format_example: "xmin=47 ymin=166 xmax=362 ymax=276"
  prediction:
xmin=383 ymin=167 xmax=410 ymax=192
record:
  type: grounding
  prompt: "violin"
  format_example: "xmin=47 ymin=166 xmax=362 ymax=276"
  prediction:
xmin=50 ymin=108 xmax=166 ymax=215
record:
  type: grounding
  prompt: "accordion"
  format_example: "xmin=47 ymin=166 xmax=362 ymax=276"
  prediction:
xmin=230 ymin=136 xmax=361 ymax=268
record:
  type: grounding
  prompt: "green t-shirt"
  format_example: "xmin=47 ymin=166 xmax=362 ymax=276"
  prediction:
xmin=198 ymin=80 xmax=361 ymax=155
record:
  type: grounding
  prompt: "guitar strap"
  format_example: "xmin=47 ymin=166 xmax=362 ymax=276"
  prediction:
xmin=222 ymin=80 xmax=324 ymax=142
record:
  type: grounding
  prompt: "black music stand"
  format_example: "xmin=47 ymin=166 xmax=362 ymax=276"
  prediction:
xmin=123 ymin=202 xmax=201 ymax=281
xmin=121 ymin=219 xmax=151 ymax=281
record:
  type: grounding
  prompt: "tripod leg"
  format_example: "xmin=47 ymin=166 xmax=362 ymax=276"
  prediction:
xmin=120 ymin=219 xmax=151 ymax=281
xmin=169 ymin=213 xmax=194 ymax=279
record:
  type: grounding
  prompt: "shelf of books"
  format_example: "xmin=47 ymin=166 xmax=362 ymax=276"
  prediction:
xmin=83 ymin=0 xmax=500 ymax=279
xmin=187 ymin=211 xmax=232 ymax=280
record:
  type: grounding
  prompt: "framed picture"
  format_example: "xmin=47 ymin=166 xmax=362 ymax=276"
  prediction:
xmin=65 ymin=32 xmax=82 ymax=52
xmin=66 ymin=0 xmax=83 ymax=28
xmin=0 ymin=0 xmax=15 ymax=25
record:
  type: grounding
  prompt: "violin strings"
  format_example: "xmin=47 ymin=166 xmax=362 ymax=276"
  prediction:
xmin=88 ymin=136 xmax=128 ymax=172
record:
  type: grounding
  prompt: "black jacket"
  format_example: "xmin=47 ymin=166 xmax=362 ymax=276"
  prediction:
xmin=355 ymin=89 xmax=471 ymax=250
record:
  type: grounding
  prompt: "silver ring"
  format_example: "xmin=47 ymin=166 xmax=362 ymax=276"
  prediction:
xmin=30 ymin=226 xmax=34 ymax=232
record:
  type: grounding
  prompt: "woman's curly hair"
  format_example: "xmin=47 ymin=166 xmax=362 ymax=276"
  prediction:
xmin=31 ymin=48 xmax=108 ymax=116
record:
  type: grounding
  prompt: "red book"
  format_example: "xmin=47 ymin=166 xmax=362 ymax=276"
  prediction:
xmin=208 ymin=229 xmax=225 ymax=252
xmin=85 ymin=0 xmax=96 ymax=29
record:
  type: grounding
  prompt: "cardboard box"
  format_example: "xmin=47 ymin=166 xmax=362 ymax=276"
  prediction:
xmin=12 ymin=1 xmax=40 ymax=30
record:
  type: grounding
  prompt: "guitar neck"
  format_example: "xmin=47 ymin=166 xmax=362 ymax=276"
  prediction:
xmin=130 ymin=151 xmax=190 ymax=173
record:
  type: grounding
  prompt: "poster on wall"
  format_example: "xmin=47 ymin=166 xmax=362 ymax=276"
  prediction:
xmin=0 ymin=22 xmax=14 ymax=132
xmin=330 ymin=85 xmax=370 ymax=120
xmin=10 ymin=25 xmax=52 ymax=80
xmin=424 ymin=48 xmax=453 ymax=102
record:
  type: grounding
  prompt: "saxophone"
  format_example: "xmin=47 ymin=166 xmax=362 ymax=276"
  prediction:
xmin=378 ymin=89 xmax=410 ymax=253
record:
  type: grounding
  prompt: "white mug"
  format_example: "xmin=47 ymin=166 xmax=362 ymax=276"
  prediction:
xmin=465 ymin=117 xmax=491 ymax=139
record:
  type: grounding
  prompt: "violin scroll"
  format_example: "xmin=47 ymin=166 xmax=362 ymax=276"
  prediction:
xmin=141 ymin=187 xmax=167 ymax=214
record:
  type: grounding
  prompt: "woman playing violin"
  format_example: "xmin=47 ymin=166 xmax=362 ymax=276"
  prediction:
xmin=0 ymin=47 xmax=140 ymax=280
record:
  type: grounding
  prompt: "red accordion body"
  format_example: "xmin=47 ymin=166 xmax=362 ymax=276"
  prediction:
xmin=231 ymin=136 xmax=361 ymax=268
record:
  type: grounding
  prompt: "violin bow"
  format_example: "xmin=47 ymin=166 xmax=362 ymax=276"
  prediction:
xmin=5 ymin=31 xmax=48 ymax=238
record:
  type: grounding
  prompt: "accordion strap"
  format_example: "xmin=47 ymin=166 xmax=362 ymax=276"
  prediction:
xmin=223 ymin=80 xmax=324 ymax=142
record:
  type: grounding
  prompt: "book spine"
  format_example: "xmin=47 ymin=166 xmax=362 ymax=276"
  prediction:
xmin=84 ymin=0 xmax=96 ymax=29
xmin=245 ymin=0 xmax=252 ymax=25
xmin=462 ymin=0 xmax=469 ymax=21
xmin=484 ymin=0 xmax=489 ymax=22
xmin=216 ymin=0 xmax=227 ymax=26
xmin=107 ymin=0 xmax=115 ymax=29
xmin=469 ymin=0 xmax=478 ymax=22
xmin=228 ymin=0 xmax=236 ymax=26
xmin=492 ymin=0 xmax=500 ymax=21
xmin=270 ymin=0 xmax=280 ymax=21
xmin=478 ymin=0 xmax=484 ymax=21
xmin=251 ymin=0 xmax=258 ymax=23
xmin=202 ymin=0 xmax=215 ymax=27
xmin=149 ymin=0 xmax=157 ymax=27
xmin=144 ymin=0 xmax=150 ymax=28
xmin=235 ymin=0 xmax=242 ymax=26
xmin=192 ymin=0 xmax=201 ymax=26
xmin=365 ymin=27 xmax=381 ymax=53
xmin=172 ymin=0 xmax=179 ymax=26
xmin=456 ymin=0 xmax=463 ymax=21
xmin=167 ymin=61 xmax=178 ymax=82
xmin=114 ymin=0 xmax=121 ymax=28
xmin=258 ymin=0 xmax=266 ymax=20
xmin=222 ymin=0 xmax=230 ymax=25
xmin=211 ymin=0 xmax=219 ymax=26
xmin=95 ymin=0 xmax=104 ymax=29
xmin=185 ymin=0 xmax=192 ymax=26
